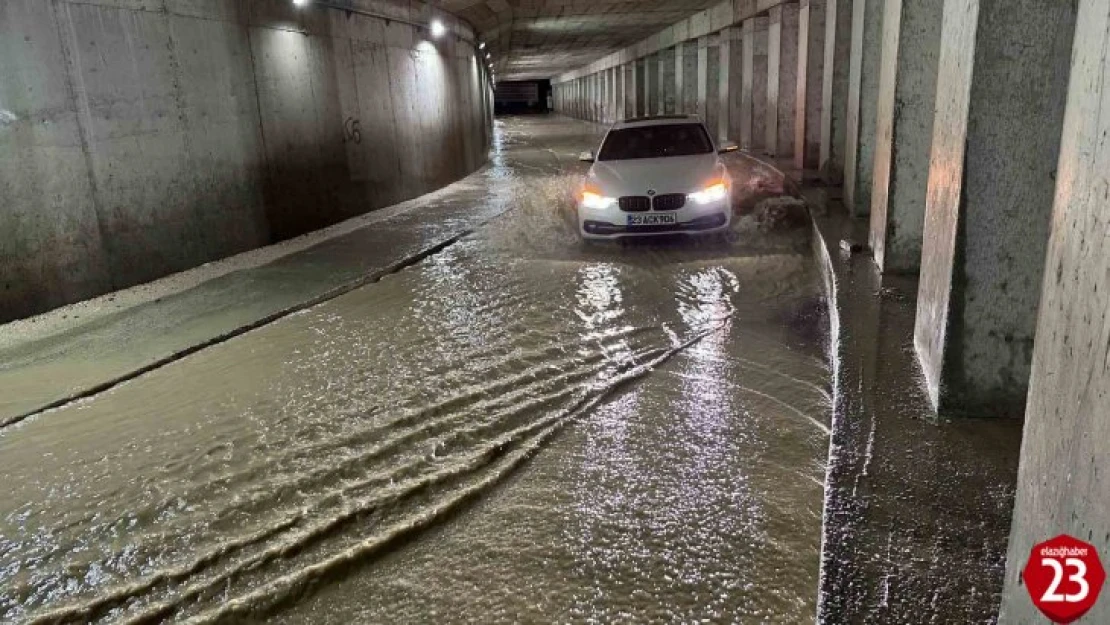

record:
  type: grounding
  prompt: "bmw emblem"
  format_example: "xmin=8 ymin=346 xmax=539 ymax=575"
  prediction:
xmin=646 ymin=189 xmax=657 ymax=196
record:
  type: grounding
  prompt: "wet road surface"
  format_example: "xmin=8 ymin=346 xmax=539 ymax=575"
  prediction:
xmin=0 ymin=116 xmax=830 ymax=623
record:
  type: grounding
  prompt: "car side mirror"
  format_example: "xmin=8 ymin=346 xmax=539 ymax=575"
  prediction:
xmin=578 ymin=151 xmax=595 ymax=163
xmin=718 ymin=141 xmax=739 ymax=154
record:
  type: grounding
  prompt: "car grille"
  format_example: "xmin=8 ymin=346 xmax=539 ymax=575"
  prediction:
xmin=652 ymin=194 xmax=687 ymax=211
xmin=618 ymin=196 xmax=651 ymax=212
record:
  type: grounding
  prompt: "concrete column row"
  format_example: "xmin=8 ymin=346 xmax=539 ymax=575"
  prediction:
xmin=553 ymin=3 xmax=820 ymax=168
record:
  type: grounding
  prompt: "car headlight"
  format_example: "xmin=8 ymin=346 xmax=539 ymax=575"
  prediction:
xmin=688 ymin=180 xmax=729 ymax=205
xmin=581 ymin=187 xmax=616 ymax=209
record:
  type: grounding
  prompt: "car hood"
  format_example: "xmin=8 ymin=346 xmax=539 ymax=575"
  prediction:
xmin=588 ymin=154 xmax=722 ymax=197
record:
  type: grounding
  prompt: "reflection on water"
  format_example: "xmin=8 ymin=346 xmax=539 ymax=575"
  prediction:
xmin=0 ymin=116 xmax=830 ymax=624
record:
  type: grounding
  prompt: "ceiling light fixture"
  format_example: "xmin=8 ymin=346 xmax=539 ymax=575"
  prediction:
xmin=430 ymin=20 xmax=445 ymax=38
xmin=292 ymin=0 xmax=309 ymax=6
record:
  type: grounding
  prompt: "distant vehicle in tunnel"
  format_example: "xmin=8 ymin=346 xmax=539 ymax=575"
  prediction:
xmin=576 ymin=115 xmax=740 ymax=240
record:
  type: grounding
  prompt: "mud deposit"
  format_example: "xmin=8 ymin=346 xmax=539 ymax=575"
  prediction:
xmin=0 ymin=117 xmax=830 ymax=623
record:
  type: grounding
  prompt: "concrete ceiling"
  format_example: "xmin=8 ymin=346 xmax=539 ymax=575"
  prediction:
xmin=435 ymin=0 xmax=721 ymax=81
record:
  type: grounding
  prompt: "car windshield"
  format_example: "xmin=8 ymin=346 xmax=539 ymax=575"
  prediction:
xmin=597 ymin=123 xmax=714 ymax=161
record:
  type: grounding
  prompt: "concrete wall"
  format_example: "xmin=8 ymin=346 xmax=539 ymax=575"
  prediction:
xmin=717 ymin=27 xmax=741 ymax=142
xmin=751 ymin=19 xmax=770 ymax=152
xmin=681 ymin=41 xmax=699 ymax=114
xmin=697 ymin=36 xmax=721 ymax=139
xmin=1001 ymin=1 xmax=1110 ymax=619
xmin=651 ymin=51 xmax=665 ymax=114
xmin=914 ymin=0 xmax=1075 ymax=417
xmin=0 ymin=0 xmax=491 ymax=322
xmin=796 ymin=0 xmax=825 ymax=169
xmin=768 ymin=3 xmax=798 ymax=158
xmin=820 ymin=0 xmax=852 ymax=180
xmin=843 ymin=0 xmax=883 ymax=216
xmin=868 ymin=0 xmax=943 ymax=274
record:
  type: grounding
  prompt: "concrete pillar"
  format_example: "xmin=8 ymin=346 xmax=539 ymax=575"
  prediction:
xmin=602 ymin=70 xmax=607 ymax=121
xmin=582 ymin=76 xmax=589 ymax=120
xmin=844 ymin=0 xmax=883 ymax=216
xmin=612 ymin=66 xmax=621 ymax=121
xmin=658 ymin=48 xmax=675 ymax=114
xmin=1001 ymin=2 xmax=1110 ymax=620
xmin=635 ymin=58 xmax=647 ymax=116
xmin=652 ymin=51 xmax=661 ymax=114
xmin=601 ymin=69 xmax=609 ymax=123
xmin=767 ymin=7 xmax=781 ymax=155
xmin=593 ymin=73 xmax=601 ymax=121
xmin=681 ymin=41 xmax=698 ymax=114
xmin=589 ymin=75 xmax=594 ymax=120
xmin=623 ymin=64 xmax=633 ymax=119
xmin=581 ymin=77 xmax=587 ymax=119
xmin=599 ymin=71 xmax=607 ymax=122
xmin=718 ymin=27 xmax=742 ymax=142
xmin=674 ymin=43 xmax=687 ymax=113
xmin=576 ymin=77 xmax=583 ymax=119
xmin=795 ymin=0 xmax=826 ymax=169
xmin=914 ymin=0 xmax=1076 ymax=417
xmin=698 ymin=36 xmax=710 ymax=120
xmin=648 ymin=52 xmax=661 ymax=114
xmin=621 ymin=65 xmax=630 ymax=119
xmin=609 ymin=66 xmax=618 ymax=122
xmin=608 ymin=68 xmax=614 ymax=123
xmin=614 ymin=68 xmax=621 ymax=118
xmin=603 ymin=69 xmax=612 ymax=122
xmin=820 ymin=0 xmax=852 ymax=179
xmin=578 ymin=78 xmax=584 ymax=119
xmin=586 ymin=76 xmax=594 ymax=119
xmin=615 ymin=68 xmax=622 ymax=120
xmin=868 ymin=0 xmax=944 ymax=274
xmin=768 ymin=4 xmax=799 ymax=157
xmin=741 ymin=17 xmax=769 ymax=151
xmin=697 ymin=35 xmax=719 ymax=133
xmin=625 ymin=64 xmax=634 ymax=119
xmin=572 ymin=79 xmax=581 ymax=118
xmin=588 ymin=74 xmax=595 ymax=121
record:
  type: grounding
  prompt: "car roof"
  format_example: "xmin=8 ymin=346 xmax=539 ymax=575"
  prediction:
xmin=611 ymin=115 xmax=704 ymax=130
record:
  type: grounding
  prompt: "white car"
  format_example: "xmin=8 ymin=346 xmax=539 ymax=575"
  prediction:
xmin=576 ymin=115 xmax=738 ymax=240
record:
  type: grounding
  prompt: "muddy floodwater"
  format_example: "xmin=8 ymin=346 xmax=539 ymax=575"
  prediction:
xmin=0 ymin=117 xmax=831 ymax=623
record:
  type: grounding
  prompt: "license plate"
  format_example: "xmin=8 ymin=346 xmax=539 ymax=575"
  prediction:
xmin=627 ymin=213 xmax=677 ymax=226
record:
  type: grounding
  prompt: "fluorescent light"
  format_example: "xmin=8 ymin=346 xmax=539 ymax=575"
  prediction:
xmin=485 ymin=53 xmax=491 ymax=59
xmin=292 ymin=0 xmax=309 ymax=6
xmin=479 ymin=42 xmax=486 ymax=50
xmin=430 ymin=20 xmax=445 ymax=37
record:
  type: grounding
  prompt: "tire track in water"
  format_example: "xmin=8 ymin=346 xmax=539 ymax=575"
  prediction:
xmin=179 ymin=324 xmax=723 ymax=625
xmin=17 ymin=331 xmax=650 ymax=566
xmin=19 ymin=326 xmax=715 ymax=625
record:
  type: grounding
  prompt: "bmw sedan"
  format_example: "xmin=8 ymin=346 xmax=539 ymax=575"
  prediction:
xmin=576 ymin=115 xmax=739 ymax=240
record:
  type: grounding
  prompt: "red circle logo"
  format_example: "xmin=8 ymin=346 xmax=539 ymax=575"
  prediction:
xmin=1023 ymin=535 xmax=1106 ymax=623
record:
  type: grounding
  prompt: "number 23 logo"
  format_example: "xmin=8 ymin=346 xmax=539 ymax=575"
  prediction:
xmin=1023 ymin=536 xmax=1105 ymax=624
xmin=1041 ymin=557 xmax=1090 ymax=603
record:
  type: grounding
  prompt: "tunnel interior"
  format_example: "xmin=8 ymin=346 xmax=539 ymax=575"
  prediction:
xmin=2 ymin=0 xmax=1109 ymax=623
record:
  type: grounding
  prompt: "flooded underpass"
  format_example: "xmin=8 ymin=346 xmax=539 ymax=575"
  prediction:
xmin=0 ymin=116 xmax=831 ymax=623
